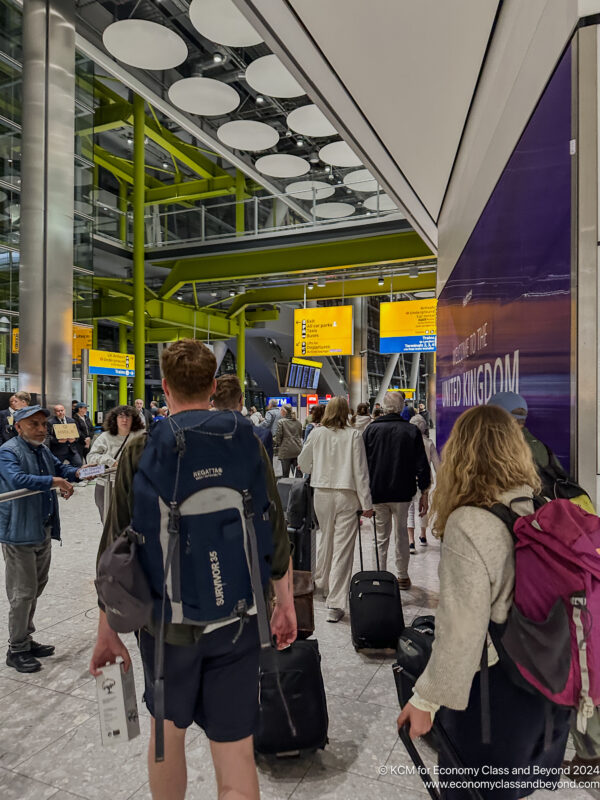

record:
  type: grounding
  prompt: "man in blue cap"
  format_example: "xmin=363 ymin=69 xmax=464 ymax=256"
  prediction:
xmin=0 ymin=405 xmax=82 ymax=673
xmin=488 ymin=391 xmax=569 ymax=497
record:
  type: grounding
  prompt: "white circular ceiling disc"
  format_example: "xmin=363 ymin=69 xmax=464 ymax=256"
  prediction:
xmin=286 ymin=104 xmax=337 ymax=137
xmin=314 ymin=202 xmax=355 ymax=219
xmin=245 ymin=54 xmax=306 ymax=98
xmin=285 ymin=180 xmax=335 ymax=201
xmin=103 ymin=20 xmax=188 ymax=70
xmin=254 ymin=154 xmax=310 ymax=178
xmin=364 ymin=193 xmax=398 ymax=211
xmin=217 ymin=120 xmax=279 ymax=152
xmin=343 ymin=168 xmax=378 ymax=193
xmin=189 ymin=0 xmax=263 ymax=47
xmin=318 ymin=141 xmax=361 ymax=168
xmin=168 ymin=77 xmax=240 ymax=116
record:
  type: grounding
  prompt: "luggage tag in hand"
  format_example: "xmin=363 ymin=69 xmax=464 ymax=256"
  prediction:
xmin=79 ymin=464 xmax=107 ymax=480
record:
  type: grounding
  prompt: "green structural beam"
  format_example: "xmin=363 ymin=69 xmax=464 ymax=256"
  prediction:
xmin=144 ymin=176 xmax=236 ymax=206
xmin=159 ymin=232 xmax=433 ymax=299
xmin=226 ymin=272 xmax=436 ymax=317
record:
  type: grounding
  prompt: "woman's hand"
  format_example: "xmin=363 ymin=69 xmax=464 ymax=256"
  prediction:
xmin=397 ymin=701 xmax=433 ymax=739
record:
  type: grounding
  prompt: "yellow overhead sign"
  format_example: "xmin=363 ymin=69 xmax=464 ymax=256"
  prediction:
xmin=88 ymin=349 xmax=135 ymax=377
xmin=292 ymin=356 xmax=323 ymax=368
xmin=12 ymin=324 xmax=93 ymax=364
xmin=294 ymin=306 xmax=353 ymax=357
xmin=380 ymin=299 xmax=437 ymax=353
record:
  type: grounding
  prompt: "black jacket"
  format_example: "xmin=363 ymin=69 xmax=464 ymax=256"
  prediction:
xmin=74 ymin=413 xmax=94 ymax=450
xmin=46 ymin=415 xmax=79 ymax=460
xmin=362 ymin=413 xmax=431 ymax=504
xmin=0 ymin=408 xmax=18 ymax=444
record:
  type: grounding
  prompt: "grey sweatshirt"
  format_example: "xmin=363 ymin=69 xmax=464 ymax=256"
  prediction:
xmin=413 ymin=485 xmax=534 ymax=711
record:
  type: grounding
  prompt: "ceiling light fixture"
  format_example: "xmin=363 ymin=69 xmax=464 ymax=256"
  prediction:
xmin=255 ymin=95 xmax=266 ymax=105
xmin=324 ymin=165 xmax=331 ymax=173
xmin=210 ymin=291 xmax=218 ymax=297
xmin=328 ymin=174 xmax=334 ymax=181
xmin=162 ymin=162 xmax=169 ymax=169
xmin=176 ymin=293 xmax=183 ymax=301
xmin=409 ymin=266 xmax=419 ymax=279
xmin=378 ymin=276 xmax=384 ymax=286
xmin=296 ymin=138 xmax=304 ymax=147
xmin=229 ymin=289 xmax=236 ymax=297
xmin=307 ymin=281 xmax=314 ymax=290
xmin=127 ymin=136 xmax=133 ymax=145
xmin=212 ymin=51 xmax=226 ymax=64
xmin=317 ymin=278 xmax=326 ymax=288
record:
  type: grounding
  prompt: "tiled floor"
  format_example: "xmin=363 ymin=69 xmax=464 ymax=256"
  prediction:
xmin=0 ymin=486 xmax=596 ymax=799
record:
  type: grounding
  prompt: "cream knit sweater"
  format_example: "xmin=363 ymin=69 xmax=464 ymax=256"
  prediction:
xmin=412 ymin=486 xmax=534 ymax=712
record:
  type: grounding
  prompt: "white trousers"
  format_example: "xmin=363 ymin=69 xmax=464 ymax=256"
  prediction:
xmin=373 ymin=501 xmax=411 ymax=579
xmin=313 ymin=488 xmax=360 ymax=610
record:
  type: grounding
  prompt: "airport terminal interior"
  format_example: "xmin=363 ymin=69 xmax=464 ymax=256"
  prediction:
xmin=2 ymin=0 xmax=600 ymax=798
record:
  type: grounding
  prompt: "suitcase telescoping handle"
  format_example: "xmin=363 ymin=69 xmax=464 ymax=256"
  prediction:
xmin=397 ymin=720 xmax=486 ymax=800
xmin=397 ymin=725 xmax=440 ymax=800
xmin=356 ymin=511 xmax=381 ymax=572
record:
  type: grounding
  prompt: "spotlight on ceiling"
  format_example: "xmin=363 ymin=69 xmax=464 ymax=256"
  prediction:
xmin=162 ymin=162 xmax=169 ymax=169
xmin=309 ymin=153 xmax=319 ymax=164
xmin=296 ymin=138 xmax=304 ymax=148
xmin=317 ymin=278 xmax=326 ymax=288
xmin=176 ymin=293 xmax=183 ymax=301
xmin=255 ymin=95 xmax=266 ymax=105
xmin=338 ymin=378 xmax=344 ymax=383
xmin=324 ymin=165 xmax=331 ymax=173
xmin=409 ymin=266 xmax=419 ymax=279
xmin=378 ymin=276 xmax=384 ymax=286
xmin=229 ymin=289 xmax=236 ymax=297
xmin=212 ymin=51 xmax=226 ymax=64
xmin=328 ymin=173 xmax=334 ymax=181
xmin=307 ymin=281 xmax=315 ymax=290
xmin=127 ymin=136 xmax=133 ymax=145
xmin=210 ymin=291 xmax=218 ymax=297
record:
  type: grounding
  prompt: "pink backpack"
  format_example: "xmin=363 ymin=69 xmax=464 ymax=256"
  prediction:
xmin=488 ymin=498 xmax=600 ymax=738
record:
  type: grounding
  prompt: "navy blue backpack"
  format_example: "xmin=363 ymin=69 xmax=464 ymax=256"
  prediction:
xmin=131 ymin=410 xmax=275 ymax=758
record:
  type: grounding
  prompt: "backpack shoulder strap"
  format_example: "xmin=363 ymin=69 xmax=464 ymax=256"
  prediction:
xmin=486 ymin=503 xmax=521 ymax=541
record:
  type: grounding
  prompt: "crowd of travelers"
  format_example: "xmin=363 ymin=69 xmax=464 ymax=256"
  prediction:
xmin=0 ymin=345 xmax=598 ymax=800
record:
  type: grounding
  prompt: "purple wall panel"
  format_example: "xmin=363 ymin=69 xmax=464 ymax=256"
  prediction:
xmin=437 ymin=46 xmax=572 ymax=470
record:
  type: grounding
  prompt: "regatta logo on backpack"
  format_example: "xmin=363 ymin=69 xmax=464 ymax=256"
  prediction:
xmin=193 ymin=467 xmax=223 ymax=481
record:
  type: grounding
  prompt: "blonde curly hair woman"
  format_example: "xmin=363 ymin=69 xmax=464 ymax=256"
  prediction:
xmin=398 ymin=405 xmax=570 ymax=800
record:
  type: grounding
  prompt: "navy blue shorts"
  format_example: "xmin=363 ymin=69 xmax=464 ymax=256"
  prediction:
xmin=139 ymin=616 xmax=260 ymax=742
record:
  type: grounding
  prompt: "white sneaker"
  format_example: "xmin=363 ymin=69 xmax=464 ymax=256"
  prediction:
xmin=326 ymin=607 xmax=345 ymax=623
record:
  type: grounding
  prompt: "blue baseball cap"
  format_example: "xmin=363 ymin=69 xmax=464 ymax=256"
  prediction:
xmin=13 ymin=405 xmax=50 ymax=423
xmin=488 ymin=391 xmax=528 ymax=422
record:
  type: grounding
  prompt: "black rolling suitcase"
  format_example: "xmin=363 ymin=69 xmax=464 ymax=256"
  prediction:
xmin=349 ymin=514 xmax=404 ymax=649
xmin=393 ymin=616 xmax=485 ymax=800
xmin=255 ymin=639 xmax=328 ymax=756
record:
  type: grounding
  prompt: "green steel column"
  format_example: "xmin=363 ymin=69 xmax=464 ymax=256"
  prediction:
xmin=236 ymin=310 xmax=246 ymax=386
xmin=235 ymin=169 xmax=245 ymax=236
xmin=118 ymin=180 xmax=127 ymax=243
xmin=133 ymin=94 xmax=146 ymax=400
xmin=118 ymin=324 xmax=128 ymax=405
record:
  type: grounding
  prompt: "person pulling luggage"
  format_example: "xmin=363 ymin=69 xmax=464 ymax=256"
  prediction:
xmin=397 ymin=405 xmax=571 ymax=799
xmin=90 ymin=339 xmax=296 ymax=800
xmin=298 ymin=396 xmax=373 ymax=623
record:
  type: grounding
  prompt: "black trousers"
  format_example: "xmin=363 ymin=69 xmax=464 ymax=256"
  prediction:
xmin=438 ymin=664 xmax=570 ymax=800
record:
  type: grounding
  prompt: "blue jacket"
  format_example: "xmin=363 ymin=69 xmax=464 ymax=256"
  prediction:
xmin=0 ymin=436 xmax=79 ymax=545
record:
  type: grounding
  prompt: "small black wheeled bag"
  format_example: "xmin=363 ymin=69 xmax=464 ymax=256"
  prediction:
xmin=255 ymin=639 xmax=328 ymax=755
xmin=349 ymin=514 xmax=405 ymax=649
